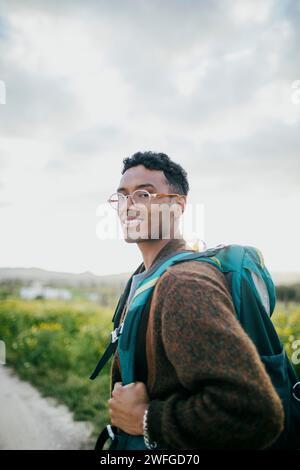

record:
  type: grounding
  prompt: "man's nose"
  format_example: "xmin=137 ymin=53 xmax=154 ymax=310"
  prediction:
xmin=126 ymin=194 xmax=135 ymax=211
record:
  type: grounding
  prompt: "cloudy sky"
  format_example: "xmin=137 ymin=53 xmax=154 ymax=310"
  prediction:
xmin=0 ymin=0 xmax=299 ymax=276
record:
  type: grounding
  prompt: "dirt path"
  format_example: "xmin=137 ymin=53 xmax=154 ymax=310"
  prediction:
xmin=0 ymin=365 xmax=94 ymax=450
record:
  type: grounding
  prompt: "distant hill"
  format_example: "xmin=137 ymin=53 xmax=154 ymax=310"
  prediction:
xmin=0 ymin=267 xmax=130 ymax=287
xmin=1 ymin=267 xmax=300 ymax=287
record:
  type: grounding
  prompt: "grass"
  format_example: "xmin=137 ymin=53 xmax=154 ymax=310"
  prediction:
xmin=272 ymin=301 xmax=300 ymax=379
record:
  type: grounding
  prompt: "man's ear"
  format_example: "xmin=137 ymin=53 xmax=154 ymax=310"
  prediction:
xmin=177 ymin=195 xmax=187 ymax=214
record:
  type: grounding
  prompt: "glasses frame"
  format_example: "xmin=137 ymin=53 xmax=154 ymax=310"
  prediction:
xmin=107 ymin=189 xmax=184 ymax=211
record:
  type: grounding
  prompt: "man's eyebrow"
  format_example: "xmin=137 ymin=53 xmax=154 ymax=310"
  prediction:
xmin=116 ymin=183 xmax=157 ymax=192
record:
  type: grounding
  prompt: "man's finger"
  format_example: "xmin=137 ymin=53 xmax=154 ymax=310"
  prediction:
xmin=114 ymin=381 xmax=122 ymax=387
xmin=123 ymin=381 xmax=140 ymax=388
xmin=113 ymin=382 xmax=123 ymax=391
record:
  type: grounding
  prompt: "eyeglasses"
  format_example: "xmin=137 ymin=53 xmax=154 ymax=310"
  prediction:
xmin=107 ymin=189 xmax=183 ymax=211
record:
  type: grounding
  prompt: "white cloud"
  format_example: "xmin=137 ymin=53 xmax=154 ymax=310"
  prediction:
xmin=231 ymin=0 xmax=274 ymax=24
xmin=0 ymin=0 xmax=299 ymax=274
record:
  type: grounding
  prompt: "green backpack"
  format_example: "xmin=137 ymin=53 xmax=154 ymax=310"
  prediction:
xmin=91 ymin=244 xmax=300 ymax=450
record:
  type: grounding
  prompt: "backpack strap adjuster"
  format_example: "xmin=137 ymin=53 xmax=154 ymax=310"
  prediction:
xmin=111 ymin=322 xmax=124 ymax=343
xmin=111 ymin=327 xmax=120 ymax=343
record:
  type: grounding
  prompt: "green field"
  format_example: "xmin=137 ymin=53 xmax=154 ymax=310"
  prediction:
xmin=272 ymin=302 xmax=300 ymax=379
xmin=0 ymin=298 xmax=299 ymax=444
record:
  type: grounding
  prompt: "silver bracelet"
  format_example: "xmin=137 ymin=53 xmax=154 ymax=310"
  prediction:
xmin=143 ymin=408 xmax=158 ymax=449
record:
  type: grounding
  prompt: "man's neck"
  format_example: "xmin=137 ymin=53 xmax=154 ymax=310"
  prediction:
xmin=137 ymin=237 xmax=184 ymax=271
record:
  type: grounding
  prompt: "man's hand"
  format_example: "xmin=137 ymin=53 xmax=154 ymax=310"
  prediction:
xmin=108 ymin=381 xmax=150 ymax=435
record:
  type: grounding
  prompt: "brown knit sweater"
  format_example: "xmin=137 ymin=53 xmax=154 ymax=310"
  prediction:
xmin=110 ymin=239 xmax=284 ymax=449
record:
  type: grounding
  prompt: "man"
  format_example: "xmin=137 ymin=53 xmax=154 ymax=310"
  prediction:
xmin=107 ymin=151 xmax=284 ymax=449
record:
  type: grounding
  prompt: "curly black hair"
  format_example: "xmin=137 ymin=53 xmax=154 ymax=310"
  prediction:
xmin=121 ymin=151 xmax=189 ymax=195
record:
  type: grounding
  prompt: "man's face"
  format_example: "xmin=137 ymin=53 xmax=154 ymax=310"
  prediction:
xmin=115 ymin=165 xmax=185 ymax=243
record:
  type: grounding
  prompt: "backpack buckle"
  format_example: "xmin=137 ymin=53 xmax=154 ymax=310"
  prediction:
xmin=111 ymin=323 xmax=124 ymax=343
xmin=111 ymin=328 xmax=119 ymax=343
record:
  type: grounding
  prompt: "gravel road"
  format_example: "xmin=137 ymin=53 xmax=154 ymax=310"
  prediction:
xmin=0 ymin=365 xmax=94 ymax=450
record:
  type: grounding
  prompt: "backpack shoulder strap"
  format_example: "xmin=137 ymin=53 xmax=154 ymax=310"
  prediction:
xmin=89 ymin=262 xmax=144 ymax=380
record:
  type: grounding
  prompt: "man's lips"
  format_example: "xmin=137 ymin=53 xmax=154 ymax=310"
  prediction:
xmin=121 ymin=216 xmax=144 ymax=226
xmin=126 ymin=216 xmax=140 ymax=221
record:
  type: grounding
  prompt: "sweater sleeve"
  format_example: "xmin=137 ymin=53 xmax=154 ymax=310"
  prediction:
xmin=146 ymin=263 xmax=284 ymax=449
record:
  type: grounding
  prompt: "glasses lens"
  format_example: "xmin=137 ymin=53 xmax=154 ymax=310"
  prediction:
xmin=132 ymin=190 xmax=151 ymax=205
xmin=109 ymin=193 xmax=123 ymax=210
